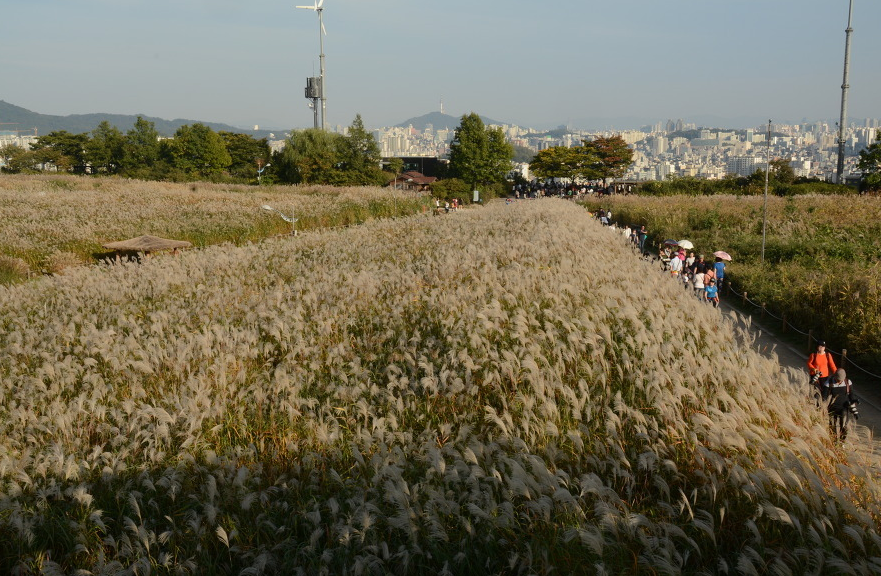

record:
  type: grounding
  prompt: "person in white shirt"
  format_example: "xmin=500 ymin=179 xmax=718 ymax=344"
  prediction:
xmin=693 ymin=271 xmax=706 ymax=300
xmin=669 ymin=254 xmax=683 ymax=276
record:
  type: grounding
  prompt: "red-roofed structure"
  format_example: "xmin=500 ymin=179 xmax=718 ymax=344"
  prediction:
xmin=387 ymin=171 xmax=437 ymax=191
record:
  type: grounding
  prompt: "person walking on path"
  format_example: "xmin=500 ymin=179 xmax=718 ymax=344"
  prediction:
xmin=693 ymin=269 xmax=706 ymax=301
xmin=808 ymin=341 xmax=837 ymax=400
xmin=669 ymin=253 xmax=683 ymax=277
xmin=827 ymin=368 xmax=859 ymax=442
xmin=713 ymin=257 xmax=726 ymax=287
xmin=705 ymin=278 xmax=720 ymax=307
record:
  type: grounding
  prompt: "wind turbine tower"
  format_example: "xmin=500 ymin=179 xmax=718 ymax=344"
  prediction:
xmin=297 ymin=0 xmax=327 ymax=130
xmin=836 ymin=0 xmax=854 ymax=184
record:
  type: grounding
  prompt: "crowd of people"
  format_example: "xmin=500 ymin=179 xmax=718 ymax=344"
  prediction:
xmin=592 ymin=210 xmax=865 ymax=443
xmin=512 ymin=180 xmax=634 ymax=200
xmin=595 ymin=211 xmax=865 ymax=444
xmin=594 ymin=211 xmax=727 ymax=307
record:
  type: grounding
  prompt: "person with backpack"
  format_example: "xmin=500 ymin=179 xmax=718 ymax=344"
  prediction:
xmin=807 ymin=341 xmax=837 ymax=400
xmin=827 ymin=368 xmax=859 ymax=442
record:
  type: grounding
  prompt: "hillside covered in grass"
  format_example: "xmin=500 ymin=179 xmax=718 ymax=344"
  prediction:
xmin=0 ymin=174 xmax=428 ymax=283
xmin=0 ymin=199 xmax=879 ymax=574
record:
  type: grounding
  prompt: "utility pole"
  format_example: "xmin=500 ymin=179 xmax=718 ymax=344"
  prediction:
xmin=762 ymin=120 xmax=771 ymax=264
xmin=836 ymin=0 xmax=854 ymax=184
xmin=317 ymin=3 xmax=326 ymax=130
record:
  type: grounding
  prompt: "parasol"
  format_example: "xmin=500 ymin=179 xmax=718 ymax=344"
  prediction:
xmin=102 ymin=235 xmax=192 ymax=252
xmin=663 ymin=239 xmax=679 ymax=246
xmin=713 ymin=250 xmax=732 ymax=261
xmin=677 ymin=240 xmax=694 ymax=250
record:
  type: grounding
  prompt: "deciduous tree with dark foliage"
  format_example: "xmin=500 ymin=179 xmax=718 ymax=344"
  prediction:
xmin=85 ymin=121 xmax=125 ymax=174
xmin=30 ymin=130 xmax=89 ymax=173
xmin=122 ymin=116 xmax=161 ymax=179
xmin=587 ymin=135 xmax=634 ymax=183
xmin=220 ymin=132 xmax=271 ymax=182
xmin=529 ymin=145 xmax=598 ymax=182
xmin=163 ymin=123 xmax=232 ymax=179
xmin=529 ymin=136 xmax=634 ymax=184
xmin=273 ymin=128 xmax=346 ymax=185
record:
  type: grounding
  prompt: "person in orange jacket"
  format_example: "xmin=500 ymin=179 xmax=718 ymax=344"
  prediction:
xmin=807 ymin=341 xmax=837 ymax=400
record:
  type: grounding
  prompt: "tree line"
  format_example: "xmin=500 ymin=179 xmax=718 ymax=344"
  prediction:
xmin=0 ymin=114 xmax=397 ymax=186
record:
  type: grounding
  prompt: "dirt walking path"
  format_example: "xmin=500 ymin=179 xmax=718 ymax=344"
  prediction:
xmin=720 ymin=300 xmax=881 ymax=458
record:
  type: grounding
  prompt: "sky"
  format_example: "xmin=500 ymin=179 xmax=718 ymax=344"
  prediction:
xmin=2 ymin=0 xmax=879 ymax=132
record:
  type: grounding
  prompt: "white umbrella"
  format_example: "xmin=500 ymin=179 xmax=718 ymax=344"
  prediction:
xmin=677 ymin=240 xmax=694 ymax=250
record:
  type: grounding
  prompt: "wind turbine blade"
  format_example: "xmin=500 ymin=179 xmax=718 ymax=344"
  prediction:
xmin=321 ymin=21 xmax=327 ymax=35
xmin=317 ymin=0 xmax=325 ymax=7
xmin=296 ymin=5 xmax=316 ymax=9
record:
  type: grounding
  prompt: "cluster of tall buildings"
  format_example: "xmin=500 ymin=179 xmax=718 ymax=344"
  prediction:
xmin=623 ymin=119 xmax=879 ymax=182
xmin=345 ymin=117 xmax=879 ymax=183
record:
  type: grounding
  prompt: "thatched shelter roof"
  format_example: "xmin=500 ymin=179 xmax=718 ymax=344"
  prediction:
xmin=102 ymin=235 xmax=192 ymax=252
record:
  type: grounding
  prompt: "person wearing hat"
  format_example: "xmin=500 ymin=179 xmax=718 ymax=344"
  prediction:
xmin=807 ymin=341 xmax=837 ymax=400
xmin=705 ymin=277 xmax=719 ymax=307
xmin=827 ymin=368 xmax=858 ymax=442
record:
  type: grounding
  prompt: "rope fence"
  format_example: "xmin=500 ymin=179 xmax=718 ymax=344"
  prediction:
xmin=723 ymin=281 xmax=881 ymax=381
xmin=606 ymin=220 xmax=881 ymax=384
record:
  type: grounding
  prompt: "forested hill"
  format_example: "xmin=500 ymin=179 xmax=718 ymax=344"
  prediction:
xmin=0 ymin=100 xmax=280 ymax=138
xmin=397 ymin=111 xmax=504 ymax=131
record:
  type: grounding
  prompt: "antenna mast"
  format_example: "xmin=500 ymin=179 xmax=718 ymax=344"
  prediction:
xmin=836 ymin=0 xmax=854 ymax=184
xmin=318 ymin=2 xmax=326 ymax=130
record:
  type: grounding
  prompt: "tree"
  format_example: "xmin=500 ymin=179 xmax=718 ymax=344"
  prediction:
xmin=164 ymin=123 xmax=232 ymax=179
xmin=386 ymin=157 xmax=404 ymax=176
xmin=273 ymin=128 xmax=345 ymax=185
xmin=337 ymin=114 xmax=385 ymax=185
xmin=30 ymin=130 xmax=89 ymax=172
xmin=0 ymin=144 xmax=37 ymax=173
xmin=586 ymin=135 xmax=634 ymax=182
xmin=122 ymin=116 xmax=161 ymax=178
xmin=448 ymin=112 xmax=514 ymax=190
xmin=858 ymin=130 xmax=881 ymax=191
xmin=85 ymin=121 xmax=125 ymax=174
xmin=529 ymin=145 xmax=598 ymax=182
xmin=219 ymin=132 xmax=271 ymax=182
xmin=769 ymin=158 xmax=796 ymax=184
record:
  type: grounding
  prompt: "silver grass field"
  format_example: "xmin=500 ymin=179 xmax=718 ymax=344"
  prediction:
xmin=0 ymin=198 xmax=879 ymax=575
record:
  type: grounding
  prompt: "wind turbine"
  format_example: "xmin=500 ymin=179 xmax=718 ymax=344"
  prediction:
xmin=297 ymin=0 xmax=327 ymax=130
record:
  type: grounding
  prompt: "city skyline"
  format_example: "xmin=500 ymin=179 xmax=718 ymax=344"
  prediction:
xmin=2 ymin=0 xmax=879 ymax=132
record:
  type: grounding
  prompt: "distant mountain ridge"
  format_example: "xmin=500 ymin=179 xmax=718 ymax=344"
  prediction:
xmin=396 ymin=112 xmax=504 ymax=132
xmin=0 ymin=100 xmax=280 ymax=139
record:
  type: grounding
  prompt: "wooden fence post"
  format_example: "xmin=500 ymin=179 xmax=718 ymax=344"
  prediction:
xmin=742 ymin=291 xmax=748 ymax=306
xmin=761 ymin=303 xmax=766 ymax=320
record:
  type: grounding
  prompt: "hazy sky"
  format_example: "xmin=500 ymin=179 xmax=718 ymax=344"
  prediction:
xmin=3 ymin=0 xmax=879 ymax=131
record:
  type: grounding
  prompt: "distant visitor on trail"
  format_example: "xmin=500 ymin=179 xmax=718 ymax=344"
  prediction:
xmin=827 ymin=368 xmax=859 ymax=442
xmin=807 ymin=341 xmax=837 ymax=399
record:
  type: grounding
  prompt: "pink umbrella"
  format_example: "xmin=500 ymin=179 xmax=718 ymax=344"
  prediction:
xmin=713 ymin=250 xmax=732 ymax=261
